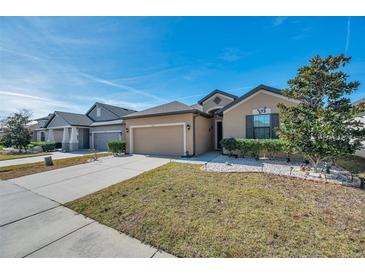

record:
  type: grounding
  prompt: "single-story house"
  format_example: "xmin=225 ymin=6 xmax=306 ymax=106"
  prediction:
xmin=123 ymin=84 xmax=299 ymax=156
xmin=31 ymin=102 xmax=135 ymax=151
xmin=30 ymin=84 xmax=298 ymax=154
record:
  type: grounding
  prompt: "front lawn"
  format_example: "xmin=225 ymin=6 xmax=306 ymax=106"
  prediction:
xmin=0 ymin=152 xmax=112 ymax=180
xmin=0 ymin=152 xmax=49 ymax=161
xmin=67 ymin=162 xmax=365 ymax=258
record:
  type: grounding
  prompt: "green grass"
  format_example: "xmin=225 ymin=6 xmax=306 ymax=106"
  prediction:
xmin=336 ymin=155 xmax=365 ymax=178
xmin=0 ymin=152 xmax=112 ymax=180
xmin=0 ymin=153 xmax=49 ymax=161
xmin=67 ymin=162 xmax=365 ymax=258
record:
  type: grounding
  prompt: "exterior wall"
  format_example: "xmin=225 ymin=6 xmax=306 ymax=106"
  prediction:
xmin=88 ymin=105 xmax=118 ymax=121
xmin=125 ymin=113 xmax=194 ymax=156
xmin=47 ymin=115 xmax=69 ymax=128
xmin=78 ymin=128 xmax=90 ymax=149
xmin=53 ymin=129 xmax=63 ymax=142
xmin=202 ymin=94 xmax=234 ymax=113
xmin=195 ymin=116 xmax=214 ymax=155
xmin=223 ymin=90 xmax=297 ymax=138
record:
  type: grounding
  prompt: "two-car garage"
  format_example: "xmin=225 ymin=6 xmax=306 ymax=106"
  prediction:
xmin=123 ymin=101 xmax=214 ymax=157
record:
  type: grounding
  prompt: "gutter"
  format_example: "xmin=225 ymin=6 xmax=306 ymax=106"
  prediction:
xmin=123 ymin=110 xmax=212 ymax=120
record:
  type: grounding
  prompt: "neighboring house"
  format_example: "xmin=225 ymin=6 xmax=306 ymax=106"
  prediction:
xmin=30 ymin=114 xmax=54 ymax=142
xmin=354 ymin=98 xmax=365 ymax=158
xmin=123 ymin=85 xmax=298 ymax=156
xmin=32 ymin=102 xmax=135 ymax=151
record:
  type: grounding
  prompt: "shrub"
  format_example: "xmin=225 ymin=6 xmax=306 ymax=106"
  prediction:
xmin=220 ymin=138 xmax=238 ymax=156
xmin=30 ymin=142 xmax=56 ymax=152
xmin=220 ymin=138 xmax=286 ymax=159
xmin=108 ymin=140 xmax=126 ymax=155
xmin=55 ymin=142 xmax=62 ymax=149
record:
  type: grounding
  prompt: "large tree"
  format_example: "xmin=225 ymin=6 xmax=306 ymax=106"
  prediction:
xmin=1 ymin=110 xmax=32 ymax=152
xmin=278 ymin=54 xmax=365 ymax=171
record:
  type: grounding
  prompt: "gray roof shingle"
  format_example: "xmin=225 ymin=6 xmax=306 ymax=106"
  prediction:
xmin=93 ymin=102 xmax=136 ymax=118
xmin=53 ymin=111 xmax=93 ymax=126
xmin=123 ymin=101 xmax=211 ymax=119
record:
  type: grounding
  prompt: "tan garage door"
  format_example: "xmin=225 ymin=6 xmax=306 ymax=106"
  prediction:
xmin=133 ymin=125 xmax=184 ymax=156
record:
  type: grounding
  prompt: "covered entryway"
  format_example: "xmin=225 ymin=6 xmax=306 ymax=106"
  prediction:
xmin=131 ymin=124 xmax=186 ymax=156
xmin=93 ymin=132 xmax=121 ymax=150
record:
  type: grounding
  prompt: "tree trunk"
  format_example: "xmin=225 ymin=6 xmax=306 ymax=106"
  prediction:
xmin=309 ymin=157 xmax=320 ymax=173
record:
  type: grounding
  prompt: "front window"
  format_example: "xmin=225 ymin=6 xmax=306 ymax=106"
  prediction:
xmin=253 ymin=114 xmax=271 ymax=139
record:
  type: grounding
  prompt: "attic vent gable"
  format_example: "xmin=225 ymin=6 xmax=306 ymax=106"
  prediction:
xmin=213 ymin=96 xmax=222 ymax=104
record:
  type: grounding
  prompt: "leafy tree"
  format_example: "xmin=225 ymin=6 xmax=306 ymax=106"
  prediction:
xmin=278 ymin=54 xmax=365 ymax=171
xmin=1 ymin=110 xmax=32 ymax=152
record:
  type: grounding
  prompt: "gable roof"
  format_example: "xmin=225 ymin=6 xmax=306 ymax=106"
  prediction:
xmin=123 ymin=101 xmax=211 ymax=119
xmin=198 ymin=89 xmax=238 ymax=105
xmin=34 ymin=113 xmax=53 ymax=121
xmin=86 ymin=102 xmax=136 ymax=119
xmin=45 ymin=111 xmax=93 ymax=127
xmin=218 ymin=84 xmax=293 ymax=114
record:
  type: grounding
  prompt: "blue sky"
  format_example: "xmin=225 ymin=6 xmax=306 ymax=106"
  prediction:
xmin=0 ymin=16 xmax=364 ymax=119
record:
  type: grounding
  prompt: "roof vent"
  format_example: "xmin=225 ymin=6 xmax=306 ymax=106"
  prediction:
xmin=213 ymin=96 xmax=221 ymax=104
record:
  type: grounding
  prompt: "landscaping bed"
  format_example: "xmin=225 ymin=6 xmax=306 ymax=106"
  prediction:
xmin=67 ymin=162 xmax=365 ymax=258
xmin=204 ymin=155 xmax=362 ymax=187
xmin=0 ymin=152 xmax=112 ymax=180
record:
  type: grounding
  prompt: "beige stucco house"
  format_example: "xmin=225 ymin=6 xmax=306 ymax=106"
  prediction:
xmin=124 ymin=85 xmax=298 ymax=156
xmin=30 ymin=84 xmax=298 ymax=155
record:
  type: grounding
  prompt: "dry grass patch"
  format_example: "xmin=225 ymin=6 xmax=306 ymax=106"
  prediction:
xmin=0 ymin=152 xmax=112 ymax=180
xmin=67 ymin=162 xmax=365 ymax=258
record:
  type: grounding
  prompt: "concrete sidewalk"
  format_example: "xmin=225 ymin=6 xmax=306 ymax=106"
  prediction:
xmin=0 ymin=155 xmax=175 ymax=258
xmin=0 ymin=150 xmax=95 ymax=168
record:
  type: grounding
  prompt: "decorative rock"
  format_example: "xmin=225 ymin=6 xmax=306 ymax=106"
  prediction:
xmin=205 ymin=155 xmax=359 ymax=187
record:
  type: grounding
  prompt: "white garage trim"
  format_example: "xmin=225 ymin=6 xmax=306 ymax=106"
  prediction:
xmin=91 ymin=130 xmax=122 ymax=149
xmin=129 ymin=122 xmax=186 ymax=155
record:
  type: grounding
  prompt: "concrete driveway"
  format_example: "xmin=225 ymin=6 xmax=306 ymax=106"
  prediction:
xmin=0 ymin=155 xmax=174 ymax=258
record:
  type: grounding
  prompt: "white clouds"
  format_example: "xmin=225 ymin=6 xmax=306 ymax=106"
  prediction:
xmin=0 ymin=47 xmax=43 ymax=62
xmin=0 ymin=89 xmax=80 ymax=119
xmin=345 ymin=17 xmax=351 ymax=55
xmin=272 ymin=17 xmax=288 ymax=27
xmin=79 ymin=73 xmax=167 ymax=102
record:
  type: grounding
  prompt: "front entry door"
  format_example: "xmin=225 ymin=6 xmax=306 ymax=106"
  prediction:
xmin=216 ymin=121 xmax=223 ymax=149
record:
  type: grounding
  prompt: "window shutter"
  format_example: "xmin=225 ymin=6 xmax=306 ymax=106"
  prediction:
xmin=270 ymin=113 xmax=280 ymax=139
xmin=245 ymin=115 xmax=254 ymax=139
